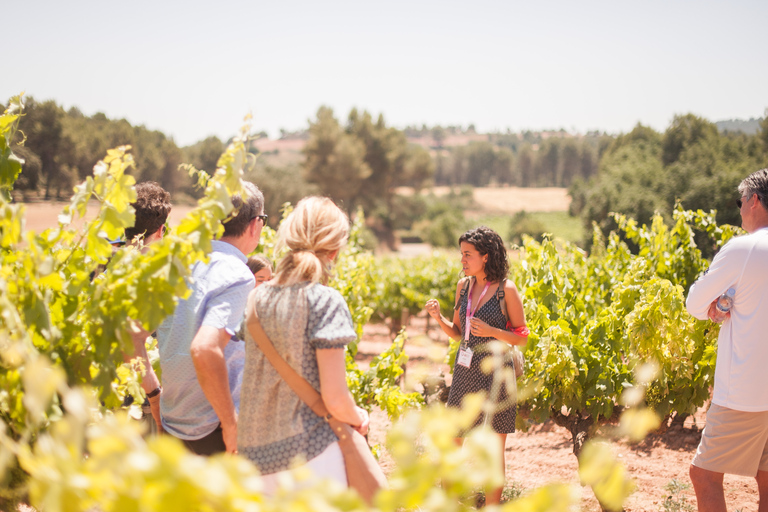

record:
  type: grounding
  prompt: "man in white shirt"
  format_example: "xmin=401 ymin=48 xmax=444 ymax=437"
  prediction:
xmin=686 ymin=168 xmax=768 ymax=512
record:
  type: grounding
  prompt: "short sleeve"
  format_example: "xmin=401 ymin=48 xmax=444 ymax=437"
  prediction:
xmin=306 ymin=286 xmax=357 ymax=349
xmin=201 ymin=277 xmax=255 ymax=335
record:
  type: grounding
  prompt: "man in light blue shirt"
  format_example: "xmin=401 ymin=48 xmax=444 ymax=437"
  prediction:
xmin=156 ymin=182 xmax=265 ymax=455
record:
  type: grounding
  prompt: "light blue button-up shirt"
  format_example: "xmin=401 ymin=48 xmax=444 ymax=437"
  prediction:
xmin=156 ymin=240 xmax=255 ymax=440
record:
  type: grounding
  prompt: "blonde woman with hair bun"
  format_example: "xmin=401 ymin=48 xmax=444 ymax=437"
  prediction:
xmin=238 ymin=197 xmax=368 ymax=494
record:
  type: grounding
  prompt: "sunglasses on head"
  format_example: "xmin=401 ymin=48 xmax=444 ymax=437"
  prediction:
xmin=251 ymin=214 xmax=268 ymax=224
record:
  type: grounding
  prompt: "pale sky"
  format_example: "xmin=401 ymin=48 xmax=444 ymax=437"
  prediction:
xmin=4 ymin=0 xmax=767 ymax=146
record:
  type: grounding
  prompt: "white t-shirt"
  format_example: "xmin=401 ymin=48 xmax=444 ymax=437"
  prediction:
xmin=686 ymin=227 xmax=768 ymax=412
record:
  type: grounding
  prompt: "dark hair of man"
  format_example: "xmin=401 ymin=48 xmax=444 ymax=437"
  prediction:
xmin=125 ymin=181 xmax=172 ymax=241
xmin=458 ymin=226 xmax=509 ymax=283
xmin=739 ymin=168 xmax=768 ymax=211
xmin=222 ymin=182 xmax=265 ymax=238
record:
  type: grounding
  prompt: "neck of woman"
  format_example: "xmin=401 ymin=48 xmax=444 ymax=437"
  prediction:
xmin=474 ymin=273 xmax=488 ymax=287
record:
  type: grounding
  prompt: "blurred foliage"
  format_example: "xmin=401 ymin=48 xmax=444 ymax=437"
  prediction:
xmin=508 ymin=211 xmax=547 ymax=246
xmin=430 ymin=130 xmax=606 ymax=188
xmin=409 ymin=187 xmax=475 ymax=247
xmin=369 ymin=252 xmax=460 ymax=334
xmin=570 ymin=115 xmax=767 ymax=251
xmin=476 ymin=212 xmax=584 ymax=246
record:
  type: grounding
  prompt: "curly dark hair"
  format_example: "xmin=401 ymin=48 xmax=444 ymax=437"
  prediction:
xmin=125 ymin=181 xmax=171 ymax=241
xmin=458 ymin=226 xmax=509 ymax=282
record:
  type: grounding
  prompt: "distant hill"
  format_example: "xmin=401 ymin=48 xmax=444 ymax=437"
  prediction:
xmin=715 ymin=118 xmax=763 ymax=135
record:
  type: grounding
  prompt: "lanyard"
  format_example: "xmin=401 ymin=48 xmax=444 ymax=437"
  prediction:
xmin=465 ymin=280 xmax=491 ymax=341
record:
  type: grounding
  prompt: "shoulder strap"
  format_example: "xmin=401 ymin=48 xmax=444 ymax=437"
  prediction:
xmin=454 ymin=277 xmax=472 ymax=311
xmin=497 ymin=278 xmax=509 ymax=322
xmin=245 ymin=294 xmax=330 ymax=420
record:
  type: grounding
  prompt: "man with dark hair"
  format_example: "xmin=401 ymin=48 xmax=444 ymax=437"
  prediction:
xmin=125 ymin=181 xmax=172 ymax=243
xmin=686 ymin=168 xmax=768 ymax=512
xmin=123 ymin=181 xmax=172 ymax=432
xmin=156 ymin=182 xmax=266 ymax=455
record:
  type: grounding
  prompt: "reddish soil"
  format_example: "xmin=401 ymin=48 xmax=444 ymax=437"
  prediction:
xmin=358 ymin=314 xmax=762 ymax=512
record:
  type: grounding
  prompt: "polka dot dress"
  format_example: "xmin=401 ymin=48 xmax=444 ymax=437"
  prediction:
xmin=447 ymin=282 xmax=517 ymax=434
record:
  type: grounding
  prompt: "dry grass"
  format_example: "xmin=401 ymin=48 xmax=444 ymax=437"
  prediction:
xmin=469 ymin=186 xmax=570 ymax=214
xmin=19 ymin=202 xmax=197 ymax=234
xmin=396 ymin=186 xmax=571 ymax=214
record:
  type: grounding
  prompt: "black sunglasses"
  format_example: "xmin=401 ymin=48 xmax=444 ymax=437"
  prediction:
xmin=251 ymin=214 xmax=268 ymax=224
xmin=737 ymin=193 xmax=761 ymax=209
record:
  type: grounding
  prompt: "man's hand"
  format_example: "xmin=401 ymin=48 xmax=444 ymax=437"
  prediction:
xmin=147 ymin=394 xmax=165 ymax=434
xmin=190 ymin=325 xmax=238 ymax=455
xmin=222 ymin=419 xmax=238 ymax=454
xmin=707 ymin=300 xmax=730 ymax=323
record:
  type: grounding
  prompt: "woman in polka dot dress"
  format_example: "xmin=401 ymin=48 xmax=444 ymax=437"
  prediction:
xmin=424 ymin=226 xmax=528 ymax=506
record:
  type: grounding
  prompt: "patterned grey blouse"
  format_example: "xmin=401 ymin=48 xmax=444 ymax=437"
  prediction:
xmin=237 ymin=282 xmax=356 ymax=474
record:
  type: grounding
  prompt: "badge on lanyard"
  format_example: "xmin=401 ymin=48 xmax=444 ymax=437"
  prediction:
xmin=458 ymin=279 xmax=491 ymax=369
xmin=457 ymin=344 xmax=473 ymax=368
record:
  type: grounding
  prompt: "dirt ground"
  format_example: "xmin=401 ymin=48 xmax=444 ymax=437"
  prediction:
xmin=358 ymin=314 xmax=762 ymax=512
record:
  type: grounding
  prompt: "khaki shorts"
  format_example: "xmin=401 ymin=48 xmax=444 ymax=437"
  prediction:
xmin=692 ymin=403 xmax=768 ymax=477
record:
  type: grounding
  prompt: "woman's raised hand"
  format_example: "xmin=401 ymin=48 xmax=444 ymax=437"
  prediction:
xmin=424 ymin=299 xmax=442 ymax=320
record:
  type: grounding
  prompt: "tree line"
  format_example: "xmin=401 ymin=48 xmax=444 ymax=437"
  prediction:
xmin=432 ymin=134 xmax=605 ymax=188
xmin=3 ymin=97 xmax=226 ymax=202
xmin=5 ymin=96 xmax=608 ymax=201
xmin=570 ymin=113 xmax=768 ymax=249
xmin=6 ymin=95 xmax=767 ymax=252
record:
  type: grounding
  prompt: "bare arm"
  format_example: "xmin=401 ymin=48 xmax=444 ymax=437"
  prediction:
xmin=190 ymin=325 xmax=237 ymax=453
xmin=125 ymin=320 xmax=163 ymax=432
xmin=686 ymin=241 xmax=741 ymax=320
xmin=706 ymin=299 xmax=730 ymax=323
xmin=126 ymin=320 xmax=161 ymax=392
xmin=424 ymin=279 xmax=465 ymax=340
xmin=316 ymin=348 xmax=368 ymax=435
xmin=468 ymin=281 xmax=528 ymax=346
